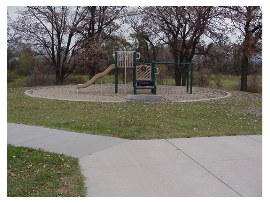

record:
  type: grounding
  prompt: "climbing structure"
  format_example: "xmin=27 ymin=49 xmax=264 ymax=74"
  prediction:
xmin=134 ymin=64 xmax=156 ymax=94
xmin=114 ymin=51 xmax=136 ymax=94
xmin=77 ymin=50 xmax=193 ymax=95
xmin=114 ymin=51 xmax=157 ymax=94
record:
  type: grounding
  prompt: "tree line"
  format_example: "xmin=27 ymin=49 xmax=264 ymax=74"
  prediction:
xmin=7 ymin=6 xmax=262 ymax=91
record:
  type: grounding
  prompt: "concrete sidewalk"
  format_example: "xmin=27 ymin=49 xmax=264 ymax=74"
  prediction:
xmin=7 ymin=123 xmax=127 ymax=158
xmin=7 ymin=123 xmax=262 ymax=197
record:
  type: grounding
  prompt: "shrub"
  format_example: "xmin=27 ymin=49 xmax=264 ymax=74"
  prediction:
xmin=156 ymin=65 xmax=168 ymax=85
xmin=247 ymin=84 xmax=261 ymax=93
xmin=232 ymin=80 xmax=241 ymax=91
xmin=215 ymin=75 xmax=223 ymax=88
xmin=193 ymin=71 xmax=210 ymax=87
xmin=64 ymin=75 xmax=87 ymax=85
xmin=26 ymin=68 xmax=54 ymax=86
xmin=7 ymin=70 xmax=19 ymax=82
xmin=247 ymin=74 xmax=262 ymax=93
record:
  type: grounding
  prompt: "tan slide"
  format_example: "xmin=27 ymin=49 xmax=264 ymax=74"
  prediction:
xmin=76 ymin=64 xmax=115 ymax=89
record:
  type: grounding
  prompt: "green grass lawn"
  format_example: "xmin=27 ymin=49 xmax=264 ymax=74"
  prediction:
xmin=7 ymin=87 xmax=262 ymax=139
xmin=7 ymin=145 xmax=86 ymax=197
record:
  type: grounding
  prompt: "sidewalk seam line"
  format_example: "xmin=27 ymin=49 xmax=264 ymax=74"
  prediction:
xmin=79 ymin=140 xmax=131 ymax=159
xmin=165 ymin=139 xmax=243 ymax=197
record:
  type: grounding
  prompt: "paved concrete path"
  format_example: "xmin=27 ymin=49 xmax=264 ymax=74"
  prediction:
xmin=7 ymin=123 xmax=127 ymax=158
xmin=7 ymin=123 xmax=262 ymax=197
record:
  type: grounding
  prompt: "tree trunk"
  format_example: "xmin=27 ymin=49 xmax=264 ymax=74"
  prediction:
xmin=240 ymin=56 xmax=249 ymax=91
xmin=55 ymin=67 xmax=68 ymax=85
xmin=175 ymin=64 xmax=182 ymax=86
xmin=181 ymin=65 xmax=187 ymax=86
xmin=175 ymin=62 xmax=188 ymax=86
xmin=89 ymin=66 xmax=96 ymax=80
xmin=181 ymin=72 xmax=186 ymax=86
xmin=55 ymin=70 xmax=64 ymax=85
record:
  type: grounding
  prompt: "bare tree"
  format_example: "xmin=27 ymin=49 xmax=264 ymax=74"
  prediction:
xmin=10 ymin=6 xmax=90 ymax=84
xmin=224 ymin=6 xmax=262 ymax=91
xmin=9 ymin=6 xmax=125 ymax=84
xmin=128 ymin=9 xmax=158 ymax=61
xmin=75 ymin=6 xmax=126 ymax=78
xmin=139 ymin=6 xmax=222 ymax=86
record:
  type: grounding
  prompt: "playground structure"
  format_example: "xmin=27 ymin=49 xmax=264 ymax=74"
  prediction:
xmin=76 ymin=51 xmax=193 ymax=94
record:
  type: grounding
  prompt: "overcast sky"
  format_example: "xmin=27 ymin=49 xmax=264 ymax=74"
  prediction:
xmin=7 ymin=6 xmax=23 ymax=17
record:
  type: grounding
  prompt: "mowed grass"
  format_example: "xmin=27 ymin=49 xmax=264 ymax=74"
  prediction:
xmin=7 ymin=145 xmax=86 ymax=197
xmin=7 ymin=87 xmax=262 ymax=139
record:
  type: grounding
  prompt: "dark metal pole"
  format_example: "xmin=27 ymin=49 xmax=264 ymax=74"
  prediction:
xmin=190 ymin=63 xmax=193 ymax=94
xmin=151 ymin=62 xmax=156 ymax=94
xmin=187 ymin=64 xmax=189 ymax=93
xmin=133 ymin=52 xmax=137 ymax=94
xmin=114 ymin=52 xmax=118 ymax=94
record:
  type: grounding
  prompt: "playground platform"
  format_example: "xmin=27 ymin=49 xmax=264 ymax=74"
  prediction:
xmin=7 ymin=123 xmax=262 ymax=197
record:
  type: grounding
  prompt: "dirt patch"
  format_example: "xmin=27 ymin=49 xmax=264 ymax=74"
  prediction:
xmin=25 ymin=84 xmax=230 ymax=103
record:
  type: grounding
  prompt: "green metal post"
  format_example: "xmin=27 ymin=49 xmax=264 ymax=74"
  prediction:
xmin=190 ymin=63 xmax=193 ymax=94
xmin=133 ymin=52 xmax=137 ymax=94
xmin=187 ymin=63 xmax=193 ymax=94
xmin=114 ymin=52 xmax=118 ymax=94
xmin=187 ymin=64 xmax=189 ymax=93
xmin=151 ymin=62 xmax=156 ymax=94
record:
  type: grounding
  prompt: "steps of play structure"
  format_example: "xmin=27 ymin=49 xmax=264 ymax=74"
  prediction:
xmin=136 ymin=86 xmax=155 ymax=89
xmin=136 ymin=80 xmax=153 ymax=86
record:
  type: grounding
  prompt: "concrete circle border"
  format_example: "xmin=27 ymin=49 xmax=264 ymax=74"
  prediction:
xmin=173 ymin=88 xmax=232 ymax=103
xmin=24 ymin=85 xmax=232 ymax=103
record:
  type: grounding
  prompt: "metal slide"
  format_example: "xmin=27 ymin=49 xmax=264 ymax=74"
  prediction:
xmin=76 ymin=64 xmax=115 ymax=89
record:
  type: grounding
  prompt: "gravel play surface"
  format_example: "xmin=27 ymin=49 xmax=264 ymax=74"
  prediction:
xmin=24 ymin=84 xmax=231 ymax=103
